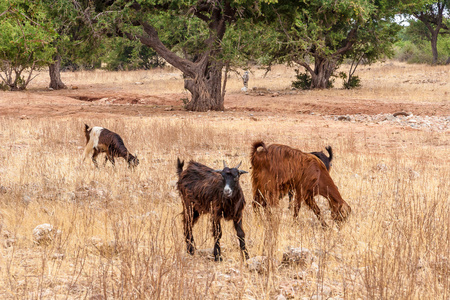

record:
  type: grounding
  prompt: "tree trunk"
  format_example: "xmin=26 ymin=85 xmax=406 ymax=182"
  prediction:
xmin=430 ymin=31 xmax=439 ymax=65
xmin=183 ymin=61 xmax=224 ymax=111
xmin=310 ymin=57 xmax=337 ymax=89
xmin=48 ymin=54 xmax=67 ymax=90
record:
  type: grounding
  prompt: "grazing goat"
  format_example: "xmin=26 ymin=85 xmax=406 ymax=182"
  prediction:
xmin=177 ymin=158 xmax=249 ymax=261
xmin=83 ymin=124 xmax=139 ymax=168
xmin=250 ymin=141 xmax=350 ymax=228
xmin=288 ymin=146 xmax=333 ymax=204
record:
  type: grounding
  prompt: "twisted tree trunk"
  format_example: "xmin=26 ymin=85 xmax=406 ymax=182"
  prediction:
xmin=48 ymin=54 xmax=67 ymax=90
xmin=128 ymin=2 xmax=233 ymax=111
xmin=183 ymin=61 xmax=224 ymax=111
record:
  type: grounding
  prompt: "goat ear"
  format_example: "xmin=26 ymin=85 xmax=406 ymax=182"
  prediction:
xmin=84 ymin=124 xmax=89 ymax=131
xmin=239 ymin=170 xmax=248 ymax=175
xmin=223 ymin=160 xmax=228 ymax=168
xmin=234 ymin=161 xmax=242 ymax=169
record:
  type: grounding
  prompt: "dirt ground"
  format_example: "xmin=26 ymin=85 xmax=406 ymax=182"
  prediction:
xmin=0 ymin=85 xmax=448 ymax=119
xmin=0 ymin=62 xmax=448 ymax=146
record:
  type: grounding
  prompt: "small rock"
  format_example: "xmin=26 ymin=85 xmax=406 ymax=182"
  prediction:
xmin=135 ymin=82 xmax=144 ymax=85
xmin=275 ymin=294 xmax=287 ymax=300
xmin=33 ymin=224 xmax=57 ymax=246
xmin=4 ymin=238 xmax=16 ymax=248
xmin=52 ymin=253 xmax=65 ymax=260
xmin=408 ymin=169 xmax=420 ymax=180
xmin=0 ymin=186 xmax=7 ymax=194
xmin=282 ymin=247 xmax=313 ymax=268
xmin=393 ymin=111 xmax=410 ymax=117
xmin=337 ymin=115 xmax=351 ymax=121
xmin=246 ymin=256 xmax=279 ymax=273
xmin=89 ymin=294 xmax=105 ymax=300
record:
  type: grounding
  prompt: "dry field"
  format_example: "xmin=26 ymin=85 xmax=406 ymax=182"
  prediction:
xmin=0 ymin=62 xmax=449 ymax=299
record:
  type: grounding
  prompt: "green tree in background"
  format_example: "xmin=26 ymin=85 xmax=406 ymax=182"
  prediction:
xmin=72 ymin=0 xmax=276 ymax=112
xmin=0 ymin=0 xmax=56 ymax=90
xmin=400 ymin=0 xmax=450 ymax=64
xmin=261 ymin=0 xmax=400 ymax=89
xmin=42 ymin=0 xmax=105 ymax=89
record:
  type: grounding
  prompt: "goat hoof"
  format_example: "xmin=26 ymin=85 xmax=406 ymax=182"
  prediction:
xmin=187 ymin=246 xmax=195 ymax=256
xmin=214 ymin=256 xmax=223 ymax=262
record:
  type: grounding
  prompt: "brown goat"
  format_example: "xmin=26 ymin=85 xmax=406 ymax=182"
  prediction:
xmin=250 ymin=141 xmax=351 ymax=228
xmin=177 ymin=158 xmax=249 ymax=261
xmin=84 ymin=124 xmax=139 ymax=168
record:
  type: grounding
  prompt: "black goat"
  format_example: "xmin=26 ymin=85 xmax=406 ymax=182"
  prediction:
xmin=311 ymin=146 xmax=333 ymax=172
xmin=83 ymin=124 xmax=139 ymax=168
xmin=176 ymin=158 xmax=249 ymax=261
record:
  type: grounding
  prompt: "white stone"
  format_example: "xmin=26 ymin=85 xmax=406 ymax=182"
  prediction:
xmin=32 ymin=224 xmax=56 ymax=245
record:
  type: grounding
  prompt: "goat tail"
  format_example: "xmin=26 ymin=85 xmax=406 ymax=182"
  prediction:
xmin=325 ymin=146 xmax=333 ymax=162
xmin=251 ymin=141 xmax=267 ymax=157
xmin=177 ymin=158 xmax=185 ymax=177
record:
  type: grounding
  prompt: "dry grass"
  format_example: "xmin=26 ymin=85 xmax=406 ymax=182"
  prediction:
xmin=27 ymin=61 xmax=449 ymax=103
xmin=0 ymin=62 xmax=449 ymax=299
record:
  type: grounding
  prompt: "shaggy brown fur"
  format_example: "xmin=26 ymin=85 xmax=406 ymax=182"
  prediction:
xmin=250 ymin=141 xmax=351 ymax=227
xmin=84 ymin=124 xmax=139 ymax=168
xmin=177 ymin=158 xmax=249 ymax=261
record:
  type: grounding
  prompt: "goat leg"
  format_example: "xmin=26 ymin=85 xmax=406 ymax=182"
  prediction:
xmin=233 ymin=219 xmax=249 ymax=260
xmin=108 ymin=153 xmax=115 ymax=167
xmin=212 ymin=219 xmax=223 ymax=262
xmin=184 ymin=208 xmax=198 ymax=256
xmin=305 ymin=195 xmax=328 ymax=228
xmin=92 ymin=149 xmax=100 ymax=168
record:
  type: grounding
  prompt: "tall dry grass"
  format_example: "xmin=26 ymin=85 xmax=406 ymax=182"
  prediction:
xmin=0 ymin=111 xmax=449 ymax=299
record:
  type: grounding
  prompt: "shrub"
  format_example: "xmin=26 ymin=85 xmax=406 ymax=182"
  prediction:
xmin=291 ymin=69 xmax=311 ymax=90
xmin=339 ymin=72 xmax=361 ymax=89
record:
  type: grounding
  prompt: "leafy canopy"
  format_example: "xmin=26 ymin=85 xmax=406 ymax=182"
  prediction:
xmin=0 ymin=0 xmax=56 ymax=89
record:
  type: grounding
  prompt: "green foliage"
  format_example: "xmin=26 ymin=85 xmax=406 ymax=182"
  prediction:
xmin=339 ymin=72 xmax=361 ymax=89
xmin=395 ymin=38 xmax=450 ymax=64
xmin=291 ymin=69 xmax=312 ymax=90
xmin=0 ymin=0 xmax=56 ymax=90
xmin=395 ymin=19 xmax=450 ymax=64
xmin=261 ymin=0 xmax=400 ymax=89
xmin=100 ymin=38 xmax=163 ymax=71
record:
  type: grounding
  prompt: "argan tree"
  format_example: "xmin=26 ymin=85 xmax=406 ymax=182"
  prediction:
xmin=262 ymin=0 xmax=400 ymax=89
xmin=400 ymin=0 xmax=450 ymax=64
xmin=75 ymin=0 xmax=274 ymax=112
xmin=0 ymin=0 xmax=56 ymax=90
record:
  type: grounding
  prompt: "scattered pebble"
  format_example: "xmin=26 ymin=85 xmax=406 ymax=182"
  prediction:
xmin=332 ymin=113 xmax=449 ymax=131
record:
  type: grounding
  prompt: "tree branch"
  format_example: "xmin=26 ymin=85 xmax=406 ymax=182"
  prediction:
xmin=135 ymin=21 xmax=196 ymax=78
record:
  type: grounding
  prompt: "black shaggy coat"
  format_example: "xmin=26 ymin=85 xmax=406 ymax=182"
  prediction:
xmin=177 ymin=159 xmax=249 ymax=261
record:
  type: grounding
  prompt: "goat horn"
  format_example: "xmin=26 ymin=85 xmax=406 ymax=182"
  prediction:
xmin=235 ymin=161 xmax=242 ymax=169
xmin=223 ymin=160 xmax=228 ymax=168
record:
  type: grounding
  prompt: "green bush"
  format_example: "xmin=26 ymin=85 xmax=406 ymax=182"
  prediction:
xmin=339 ymin=72 xmax=361 ymax=89
xmin=291 ymin=69 xmax=311 ymax=90
xmin=394 ymin=38 xmax=450 ymax=65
